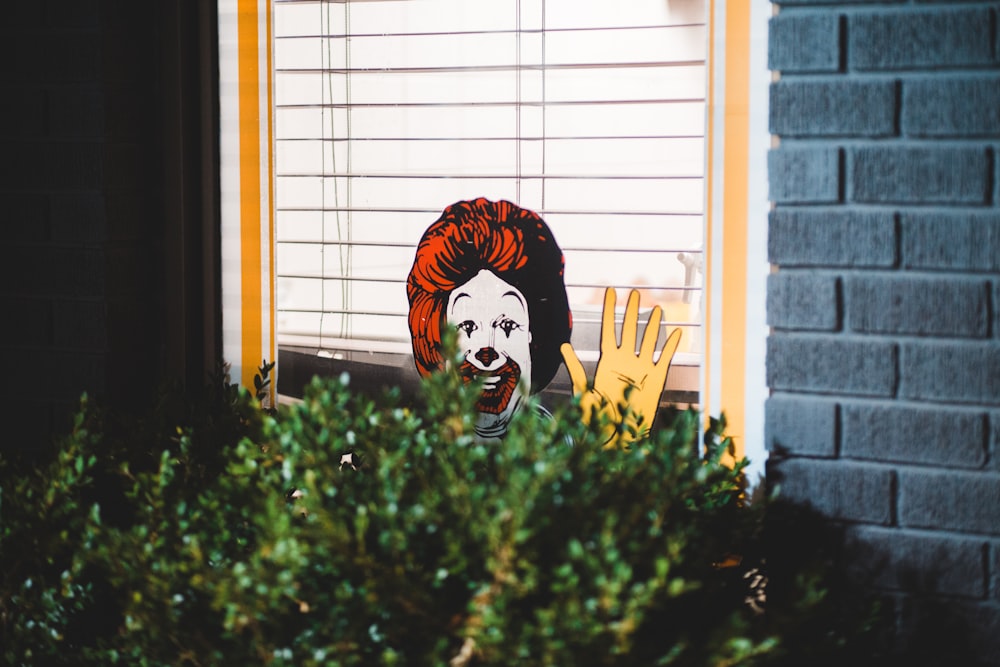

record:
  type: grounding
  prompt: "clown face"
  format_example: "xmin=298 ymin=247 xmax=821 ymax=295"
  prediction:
xmin=447 ymin=269 xmax=533 ymax=439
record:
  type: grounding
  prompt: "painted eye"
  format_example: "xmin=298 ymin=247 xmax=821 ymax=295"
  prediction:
xmin=457 ymin=320 xmax=477 ymax=337
xmin=496 ymin=318 xmax=521 ymax=337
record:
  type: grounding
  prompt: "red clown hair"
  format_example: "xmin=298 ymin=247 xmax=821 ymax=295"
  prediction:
xmin=406 ymin=198 xmax=572 ymax=393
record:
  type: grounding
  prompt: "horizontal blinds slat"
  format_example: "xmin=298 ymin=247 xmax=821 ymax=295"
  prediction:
xmin=275 ymin=99 xmax=705 ymax=109
xmin=279 ymin=258 xmax=703 ymax=286
xmin=276 ymin=103 xmax=705 ymax=140
xmin=277 ymin=134 xmax=704 ymax=141
xmin=274 ymin=206 xmax=704 ymax=217
xmin=278 ymin=309 xmax=702 ymax=329
xmin=276 ymin=213 xmax=703 ymax=253
xmin=276 ymin=139 xmax=704 ymax=178
xmin=276 ymin=75 xmax=706 ymax=106
xmin=279 ymin=301 xmax=703 ymax=320
xmin=276 ymin=239 xmax=704 ymax=254
xmin=277 ymin=311 xmax=702 ymax=334
xmin=275 ymin=24 xmax=706 ymax=41
xmin=276 ymin=62 xmax=705 ymax=74
xmin=279 ymin=276 xmax=704 ymax=293
xmin=274 ymin=179 xmax=704 ymax=211
xmin=275 ymin=174 xmax=704 ymax=181
xmin=282 ymin=308 xmax=406 ymax=318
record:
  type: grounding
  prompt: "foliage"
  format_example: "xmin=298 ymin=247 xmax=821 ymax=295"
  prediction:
xmin=0 ymin=352 xmax=886 ymax=666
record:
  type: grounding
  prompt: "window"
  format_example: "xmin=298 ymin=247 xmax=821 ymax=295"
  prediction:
xmin=218 ymin=0 xmax=770 ymax=474
xmin=271 ymin=0 xmax=708 ymax=404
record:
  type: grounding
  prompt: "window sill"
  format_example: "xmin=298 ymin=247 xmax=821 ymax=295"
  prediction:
xmin=278 ymin=345 xmax=700 ymax=409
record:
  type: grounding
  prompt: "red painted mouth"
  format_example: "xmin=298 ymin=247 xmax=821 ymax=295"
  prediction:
xmin=458 ymin=356 xmax=522 ymax=415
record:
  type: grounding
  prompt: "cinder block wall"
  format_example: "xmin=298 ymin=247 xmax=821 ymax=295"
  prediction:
xmin=766 ymin=0 xmax=1000 ymax=660
xmin=0 ymin=3 xmax=164 ymax=453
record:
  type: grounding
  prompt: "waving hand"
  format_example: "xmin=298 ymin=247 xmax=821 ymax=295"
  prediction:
xmin=561 ymin=288 xmax=682 ymax=449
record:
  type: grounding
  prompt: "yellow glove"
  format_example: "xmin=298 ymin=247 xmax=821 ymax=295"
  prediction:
xmin=561 ymin=288 xmax=682 ymax=449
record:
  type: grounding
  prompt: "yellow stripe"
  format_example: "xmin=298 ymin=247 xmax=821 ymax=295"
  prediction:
xmin=238 ymin=0 xmax=262 ymax=390
xmin=704 ymin=0 xmax=752 ymax=465
xmin=703 ymin=0 xmax=717 ymax=434
xmin=266 ymin=1 xmax=276 ymax=404
xmin=720 ymin=0 xmax=751 ymax=463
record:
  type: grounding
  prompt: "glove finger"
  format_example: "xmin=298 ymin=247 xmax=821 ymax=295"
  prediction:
xmin=560 ymin=342 xmax=588 ymax=396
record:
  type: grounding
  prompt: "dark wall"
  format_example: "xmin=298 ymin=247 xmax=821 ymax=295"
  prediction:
xmin=0 ymin=2 xmax=218 ymax=455
xmin=766 ymin=1 xmax=1000 ymax=662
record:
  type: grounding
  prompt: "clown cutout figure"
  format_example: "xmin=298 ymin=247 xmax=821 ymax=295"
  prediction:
xmin=406 ymin=198 xmax=681 ymax=447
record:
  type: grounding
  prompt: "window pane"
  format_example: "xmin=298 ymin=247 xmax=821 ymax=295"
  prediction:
xmin=273 ymin=0 xmax=707 ymax=366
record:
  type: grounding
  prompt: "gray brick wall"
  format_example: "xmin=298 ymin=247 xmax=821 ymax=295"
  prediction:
xmin=767 ymin=1 xmax=1000 ymax=661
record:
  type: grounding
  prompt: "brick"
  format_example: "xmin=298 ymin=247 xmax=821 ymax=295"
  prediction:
xmin=900 ymin=341 xmax=1000 ymax=405
xmin=847 ymin=526 xmax=987 ymax=598
xmin=770 ymin=80 xmax=897 ymax=137
xmin=842 ymin=402 xmax=987 ymax=469
xmin=106 ymin=299 xmax=159 ymax=409
xmin=899 ymin=469 xmax=1000 ymax=534
xmin=845 ymin=275 xmax=991 ymax=338
xmin=0 ymin=141 xmax=104 ymax=190
xmin=102 ymin=3 xmax=159 ymax=38
xmin=0 ymin=33 xmax=101 ymax=84
xmin=902 ymin=76 xmax=1000 ymax=138
xmin=765 ymin=394 xmax=838 ymax=457
xmin=53 ymin=300 xmax=107 ymax=351
xmin=991 ymin=411 xmax=1000 ymax=468
xmin=768 ymin=333 xmax=897 ymax=397
xmin=0 ymin=86 xmax=47 ymax=138
xmin=767 ymin=458 xmax=894 ymax=525
xmin=767 ymin=271 xmax=840 ymax=331
xmin=3 ymin=350 xmax=106 ymax=401
xmin=0 ymin=194 xmax=50 ymax=243
xmin=47 ymin=86 xmax=105 ymax=138
xmin=0 ymin=298 xmax=53 ymax=346
xmin=104 ymin=143 xmax=144 ymax=193
xmin=4 ymin=399 xmax=56 ymax=454
xmin=0 ymin=246 xmax=105 ymax=299
xmin=768 ymin=209 xmax=897 ymax=268
xmin=849 ymin=7 xmax=996 ymax=71
xmin=849 ymin=146 xmax=992 ymax=205
xmin=105 ymin=85 xmax=152 ymax=140
xmin=995 ymin=282 xmax=999 ymax=340
xmin=47 ymin=34 xmax=104 ymax=83
xmin=996 ymin=150 xmax=1000 ymax=209
xmin=768 ymin=147 xmax=842 ymax=204
xmin=106 ymin=245 xmax=153 ymax=299
xmin=898 ymin=597 xmax=1000 ymax=666
xmin=901 ymin=212 xmax=1000 ymax=272
xmin=102 ymin=31 xmax=157 ymax=85
xmin=50 ymin=193 xmax=107 ymax=245
xmin=768 ymin=12 xmax=841 ymax=73
xmin=46 ymin=0 xmax=101 ymax=31
xmin=7 ymin=4 xmax=44 ymax=24
xmin=994 ymin=540 xmax=1000 ymax=600
xmin=106 ymin=191 xmax=153 ymax=242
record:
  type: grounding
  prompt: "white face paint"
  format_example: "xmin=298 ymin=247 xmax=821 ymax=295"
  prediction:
xmin=447 ymin=269 xmax=533 ymax=439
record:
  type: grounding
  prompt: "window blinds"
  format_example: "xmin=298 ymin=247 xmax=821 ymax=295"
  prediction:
xmin=273 ymin=0 xmax=706 ymax=363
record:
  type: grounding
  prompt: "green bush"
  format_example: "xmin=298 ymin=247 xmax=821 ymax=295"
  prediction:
xmin=0 ymin=356 xmax=885 ymax=666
